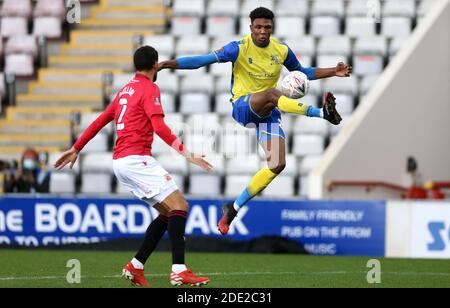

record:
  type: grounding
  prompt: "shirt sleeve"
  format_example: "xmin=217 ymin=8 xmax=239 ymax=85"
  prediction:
xmin=214 ymin=41 xmax=240 ymax=63
xmin=151 ymin=114 xmax=185 ymax=155
xmin=283 ymin=47 xmax=317 ymax=80
xmin=144 ymin=85 xmax=165 ymax=119
xmin=73 ymin=101 xmax=115 ymax=151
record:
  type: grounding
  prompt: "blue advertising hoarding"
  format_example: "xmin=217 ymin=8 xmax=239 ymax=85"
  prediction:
xmin=0 ymin=196 xmax=386 ymax=256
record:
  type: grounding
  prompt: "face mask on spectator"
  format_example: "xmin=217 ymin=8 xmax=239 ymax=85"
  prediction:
xmin=23 ymin=159 xmax=37 ymax=170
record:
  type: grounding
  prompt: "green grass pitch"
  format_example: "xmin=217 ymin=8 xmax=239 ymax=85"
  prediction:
xmin=0 ymin=249 xmax=449 ymax=288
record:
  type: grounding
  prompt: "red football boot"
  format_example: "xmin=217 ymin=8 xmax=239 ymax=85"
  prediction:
xmin=122 ymin=262 xmax=150 ymax=288
xmin=170 ymin=269 xmax=210 ymax=287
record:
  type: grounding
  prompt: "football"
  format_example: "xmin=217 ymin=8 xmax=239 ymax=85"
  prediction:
xmin=280 ymin=71 xmax=310 ymax=99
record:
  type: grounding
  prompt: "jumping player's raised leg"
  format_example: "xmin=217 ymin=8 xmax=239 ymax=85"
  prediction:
xmin=249 ymin=88 xmax=342 ymax=125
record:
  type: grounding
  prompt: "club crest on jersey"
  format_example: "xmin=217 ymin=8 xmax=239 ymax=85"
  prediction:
xmin=271 ymin=54 xmax=280 ymax=65
xmin=248 ymin=57 xmax=253 ymax=64
xmin=119 ymin=86 xmax=135 ymax=97
xmin=154 ymin=97 xmax=161 ymax=106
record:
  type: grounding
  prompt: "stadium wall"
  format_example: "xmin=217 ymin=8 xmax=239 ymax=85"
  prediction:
xmin=310 ymin=0 xmax=450 ymax=199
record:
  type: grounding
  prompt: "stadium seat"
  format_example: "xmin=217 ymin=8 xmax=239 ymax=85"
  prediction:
xmin=241 ymin=0 xmax=275 ymax=16
xmin=278 ymin=114 xmax=294 ymax=135
xmin=1 ymin=17 xmax=28 ymax=38
xmin=189 ymin=174 xmax=222 ymax=196
xmin=157 ymin=154 xmax=189 ymax=175
xmin=206 ymin=16 xmax=236 ymax=36
xmin=4 ymin=54 xmax=34 ymax=77
xmin=311 ymin=0 xmax=345 ymax=17
xmin=186 ymin=113 xmax=220 ymax=134
xmin=293 ymin=135 xmax=325 ymax=156
xmin=184 ymin=134 xmax=218 ymax=156
xmin=180 ymin=75 xmax=214 ymax=94
xmin=81 ymin=173 xmax=112 ymax=194
xmin=171 ymin=16 xmax=201 ymax=36
xmin=172 ymin=0 xmax=205 ymax=17
xmin=226 ymin=154 xmax=261 ymax=175
xmin=274 ymin=17 xmax=306 ymax=38
xmin=345 ymin=17 xmax=376 ymax=37
xmin=225 ymin=175 xmax=253 ymax=196
xmin=49 ymin=172 xmax=76 ymax=194
xmin=275 ymin=0 xmax=309 ymax=17
xmin=293 ymin=117 xmax=329 ymax=136
xmin=220 ymin=131 xmax=256 ymax=157
xmin=1 ymin=0 xmax=32 ymax=18
xmin=81 ymin=133 xmax=110 ymax=153
xmin=417 ymin=0 xmax=435 ymax=18
xmin=317 ymin=36 xmax=352 ymax=56
xmin=207 ymin=0 xmax=240 ymax=17
xmin=210 ymin=61 xmax=233 ymax=77
xmin=299 ymin=155 xmax=322 ymax=175
xmin=144 ymin=35 xmax=175 ymax=56
xmin=34 ymin=0 xmax=65 ymax=19
xmin=322 ymin=77 xmax=359 ymax=96
xmin=239 ymin=17 xmax=251 ymax=36
xmin=383 ymin=0 xmax=416 ymax=18
xmin=309 ymin=16 xmax=341 ymax=37
xmin=160 ymin=93 xmax=176 ymax=113
xmin=381 ymin=17 xmax=412 ymax=38
xmin=180 ymin=93 xmax=211 ymax=114
xmin=176 ymin=35 xmax=210 ymax=55
xmin=5 ymin=35 xmax=37 ymax=58
xmin=152 ymin=136 xmax=176 ymax=156
xmin=33 ymin=17 xmax=63 ymax=38
xmin=155 ymin=71 xmax=179 ymax=95
xmin=353 ymin=54 xmax=384 ymax=76
xmin=347 ymin=0 xmax=373 ymax=16
xmin=354 ymin=36 xmax=388 ymax=56
xmin=282 ymin=36 xmax=316 ymax=56
xmin=299 ymin=175 xmax=309 ymax=197
xmin=215 ymin=93 xmax=233 ymax=115
xmin=82 ymin=152 xmax=113 ymax=173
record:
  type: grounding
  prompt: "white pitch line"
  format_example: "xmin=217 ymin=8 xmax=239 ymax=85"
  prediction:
xmin=1 ymin=271 xmax=450 ymax=282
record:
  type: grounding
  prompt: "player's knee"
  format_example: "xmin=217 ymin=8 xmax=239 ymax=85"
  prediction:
xmin=270 ymin=162 xmax=286 ymax=175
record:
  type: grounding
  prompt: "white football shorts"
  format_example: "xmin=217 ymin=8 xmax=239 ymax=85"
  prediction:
xmin=113 ymin=155 xmax=179 ymax=207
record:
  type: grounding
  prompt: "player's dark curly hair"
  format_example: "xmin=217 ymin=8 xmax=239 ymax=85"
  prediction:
xmin=249 ymin=7 xmax=274 ymax=23
xmin=134 ymin=46 xmax=158 ymax=71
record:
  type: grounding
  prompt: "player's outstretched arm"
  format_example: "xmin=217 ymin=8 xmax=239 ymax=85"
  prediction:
xmin=158 ymin=52 xmax=218 ymax=71
xmin=54 ymin=147 xmax=79 ymax=170
xmin=314 ymin=62 xmax=353 ymax=79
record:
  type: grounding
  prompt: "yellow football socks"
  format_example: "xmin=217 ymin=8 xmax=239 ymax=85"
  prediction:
xmin=277 ymin=95 xmax=310 ymax=115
